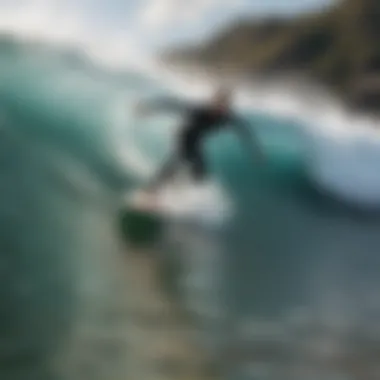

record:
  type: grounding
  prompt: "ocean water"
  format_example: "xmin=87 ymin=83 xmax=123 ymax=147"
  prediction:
xmin=2 ymin=38 xmax=380 ymax=379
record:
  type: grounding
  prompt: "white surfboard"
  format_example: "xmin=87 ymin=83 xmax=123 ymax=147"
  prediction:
xmin=127 ymin=179 xmax=234 ymax=226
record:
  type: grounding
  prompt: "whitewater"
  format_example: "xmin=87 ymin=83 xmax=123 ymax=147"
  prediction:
xmin=2 ymin=36 xmax=380 ymax=380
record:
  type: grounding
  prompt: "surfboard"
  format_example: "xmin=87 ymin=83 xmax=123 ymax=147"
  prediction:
xmin=126 ymin=179 xmax=233 ymax=226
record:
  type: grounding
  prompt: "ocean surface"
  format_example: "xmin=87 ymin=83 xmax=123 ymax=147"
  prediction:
xmin=2 ymin=38 xmax=380 ymax=379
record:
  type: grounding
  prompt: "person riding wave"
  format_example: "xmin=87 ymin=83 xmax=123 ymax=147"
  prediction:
xmin=135 ymin=87 xmax=264 ymax=192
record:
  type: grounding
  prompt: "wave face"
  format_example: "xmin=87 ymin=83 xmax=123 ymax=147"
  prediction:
xmin=2 ymin=36 xmax=380 ymax=379
xmin=0 ymin=39 xmax=142 ymax=379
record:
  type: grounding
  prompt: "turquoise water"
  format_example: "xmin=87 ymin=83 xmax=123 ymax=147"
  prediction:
xmin=2 ymin=38 xmax=380 ymax=379
xmin=0 ymin=41 xmax=135 ymax=379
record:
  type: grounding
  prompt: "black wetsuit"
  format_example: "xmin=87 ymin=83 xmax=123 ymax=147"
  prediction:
xmin=144 ymin=98 xmax=253 ymax=189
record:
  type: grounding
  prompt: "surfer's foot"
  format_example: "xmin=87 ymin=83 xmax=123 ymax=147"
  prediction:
xmin=133 ymin=189 xmax=159 ymax=210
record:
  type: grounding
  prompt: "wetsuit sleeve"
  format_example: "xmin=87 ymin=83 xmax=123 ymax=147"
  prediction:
xmin=230 ymin=115 xmax=264 ymax=162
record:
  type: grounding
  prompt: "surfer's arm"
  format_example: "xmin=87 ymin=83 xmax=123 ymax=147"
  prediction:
xmin=135 ymin=97 xmax=191 ymax=117
xmin=231 ymin=116 xmax=265 ymax=163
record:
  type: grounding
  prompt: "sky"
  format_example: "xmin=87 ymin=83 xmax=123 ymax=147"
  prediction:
xmin=0 ymin=0 xmax=335 ymax=68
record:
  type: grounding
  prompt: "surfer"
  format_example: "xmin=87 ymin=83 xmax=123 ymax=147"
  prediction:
xmin=135 ymin=88 xmax=264 ymax=192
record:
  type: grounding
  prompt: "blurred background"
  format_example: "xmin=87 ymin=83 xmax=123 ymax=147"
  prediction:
xmin=1 ymin=0 xmax=380 ymax=379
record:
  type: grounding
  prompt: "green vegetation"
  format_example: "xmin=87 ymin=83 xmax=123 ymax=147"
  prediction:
xmin=163 ymin=0 xmax=380 ymax=111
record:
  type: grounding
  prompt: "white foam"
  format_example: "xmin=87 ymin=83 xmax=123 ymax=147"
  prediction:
xmin=129 ymin=179 xmax=234 ymax=226
xmin=101 ymin=56 xmax=380 ymax=209
xmin=147 ymin=69 xmax=380 ymax=208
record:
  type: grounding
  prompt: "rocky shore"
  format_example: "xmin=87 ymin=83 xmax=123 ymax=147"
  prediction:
xmin=162 ymin=0 xmax=380 ymax=114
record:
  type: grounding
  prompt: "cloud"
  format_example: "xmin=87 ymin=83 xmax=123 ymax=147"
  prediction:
xmin=139 ymin=0 xmax=335 ymax=34
xmin=0 ymin=0 xmax=335 ymax=68
xmin=0 ymin=0 xmax=92 ymax=44
xmin=0 ymin=0 xmax=148 ymax=69
xmin=139 ymin=0 xmax=219 ymax=31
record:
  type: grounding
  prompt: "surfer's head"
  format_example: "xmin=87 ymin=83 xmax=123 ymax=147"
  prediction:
xmin=212 ymin=87 xmax=232 ymax=111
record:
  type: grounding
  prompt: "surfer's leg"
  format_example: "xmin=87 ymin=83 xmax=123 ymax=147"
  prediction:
xmin=192 ymin=153 xmax=207 ymax=182
xmin=188 ymin=147 xmax=208 ymax=183
xmin=183 ymin=136 xmax=208 ymax=183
